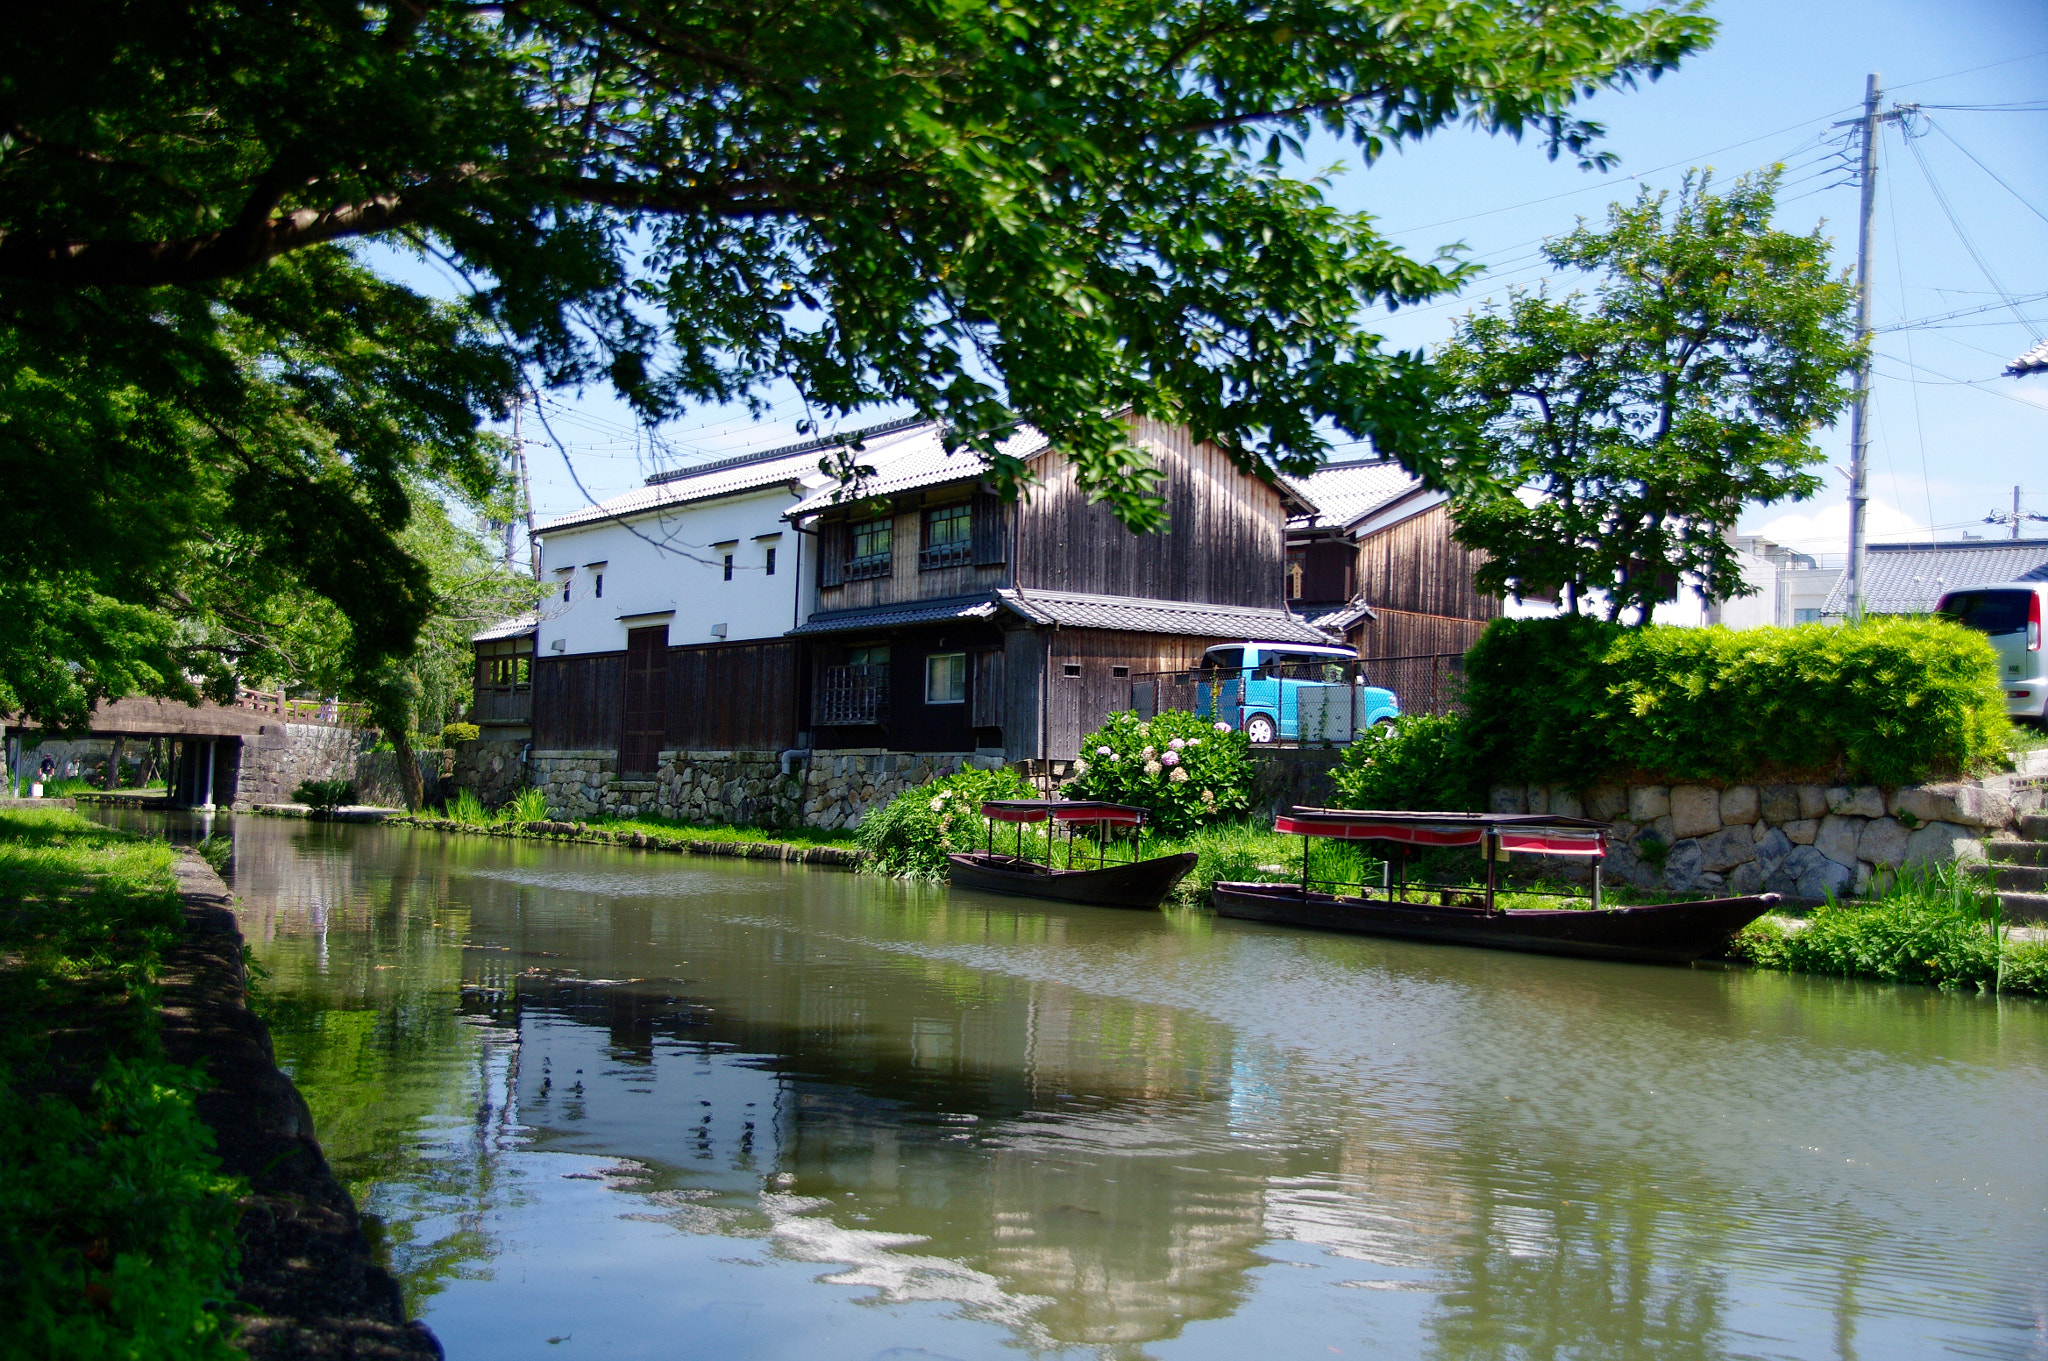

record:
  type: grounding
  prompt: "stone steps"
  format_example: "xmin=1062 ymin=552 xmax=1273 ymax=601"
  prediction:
xmin=1987 ymin=838 xmax=2048 ymax=865
xmin=1990 ymin=863 xmax=2048 ymax=893
xmin=1991 ymin=890 xmax=2048 ymax=926
xmin=2021 ymin=813 xmax=2048 ymax=841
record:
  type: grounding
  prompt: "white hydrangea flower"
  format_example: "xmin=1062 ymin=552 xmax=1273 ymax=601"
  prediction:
xmin=1140 ymin=745 xmax=1157 ymax=760
xmin=1169 ymin=768 xmax=1189 ymax=784
xmin=1073 ymin=759 xmax=1090 ymax=775
xmin=930 ymin=796 xmax=947 ymax=811
xmin=1096 ymin=746 xmax=1112 ymax=757
xmin=1188 ymin=738 xmax=1202 ymax=747
xmin=1200 ymin=788 xmax=1216 ymax=804
xmin=1144 ymin=760 xmax=1163 ymax=777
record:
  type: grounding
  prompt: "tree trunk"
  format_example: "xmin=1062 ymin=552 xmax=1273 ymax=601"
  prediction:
xmin=390 ymin=722 xmax=426 ymax=811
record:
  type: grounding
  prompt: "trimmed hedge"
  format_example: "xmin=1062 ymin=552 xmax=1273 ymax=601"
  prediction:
xmin=1463 ymin=615 xmax=2009 ymax=789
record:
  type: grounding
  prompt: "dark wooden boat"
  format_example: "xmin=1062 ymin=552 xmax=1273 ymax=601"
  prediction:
xmin=1211 ymin=808 xmax=1777 ymax=965
xmin=947 ymin=800 xmax=1198 ymax=910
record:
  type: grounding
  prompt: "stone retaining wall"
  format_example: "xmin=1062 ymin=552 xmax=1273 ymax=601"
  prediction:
xmin=237 ymin=723 xmax=373 ymax=807
xmin=521 ymin=747 xmax=1007 ymax=829
xmin=450 ymin=738 xmax=529 ymax=810
xmin=1492 ymin=760 xmax=2048 ymax=898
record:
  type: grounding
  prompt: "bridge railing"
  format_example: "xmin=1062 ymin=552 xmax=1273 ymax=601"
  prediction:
xmin=233 ymin=689 xmax=370 ymax=727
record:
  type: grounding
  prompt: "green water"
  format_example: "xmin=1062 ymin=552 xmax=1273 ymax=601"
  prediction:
xmin=99 ymin=810 xmax=2048 ymax=1359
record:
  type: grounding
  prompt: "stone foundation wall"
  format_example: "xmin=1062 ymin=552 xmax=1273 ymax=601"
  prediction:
xmin=524 ymin=747 xmax=1007 ymax=829
xmin=352 ymin=749 xmax=451 ymax=809
xmin=237 ymin=724 xmax=372 ymax=807
xmin=793 ymin=750 xmax=1005 ymax=830
xmin=450 ymin=739 xmax=529 ymax=811
xmin=1492 ymin=764 xmax=2048 ymax=899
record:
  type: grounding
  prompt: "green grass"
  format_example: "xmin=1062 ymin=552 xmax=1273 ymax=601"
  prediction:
xmin=586 ymin=812 xmax=857 ymax=847
xmin=1731 ymin=862 xmax=2048 ymax=996
xmin=427 ymin=792 xmax=858 ymax=848
xmin=0 ymin=809 xmax=244 ymax=1359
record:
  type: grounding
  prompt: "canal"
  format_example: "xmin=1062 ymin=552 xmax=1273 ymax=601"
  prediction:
xmin=100 ymin=810 xmax=2048 ymax=1358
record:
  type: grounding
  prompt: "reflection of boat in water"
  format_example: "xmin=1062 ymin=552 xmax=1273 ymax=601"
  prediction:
xmin=947 ymin=800 xmax=1198 ymax=910
xmin=1211 ymin=808 xmax=1776 ymax=965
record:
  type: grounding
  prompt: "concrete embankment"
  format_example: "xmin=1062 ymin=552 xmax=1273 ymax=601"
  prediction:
xmin=163 ymin=853 xmax=440 ymax=1359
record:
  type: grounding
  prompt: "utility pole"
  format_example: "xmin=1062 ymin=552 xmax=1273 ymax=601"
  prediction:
xmin=1843 ymin=73 xmax=1882 ymax=625
xmin=2015 ymin=485 xmax=2022 ymax=542
xmin=517 ymin=405 xmax=539 ymax=582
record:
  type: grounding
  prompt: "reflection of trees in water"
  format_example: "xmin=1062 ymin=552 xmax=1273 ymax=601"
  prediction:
xmin=218 ymin=815 xmax=2048 ymax=1359
xmin=229 ymin=816 xmax=504 ymax=1316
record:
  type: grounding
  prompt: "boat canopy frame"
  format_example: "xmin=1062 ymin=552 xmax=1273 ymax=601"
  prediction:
xmin=979 ymin=800 xmax=1151 ymax=873
xmin=1274 ymin=807 xmax=1610 ymax=912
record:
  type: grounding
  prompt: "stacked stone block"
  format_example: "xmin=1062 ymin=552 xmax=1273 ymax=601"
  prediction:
xmin=1493 ymin=773 xmax=2034 ymax=899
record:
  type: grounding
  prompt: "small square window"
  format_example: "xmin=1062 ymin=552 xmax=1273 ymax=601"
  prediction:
xmin=764 ymin=546 xmax=776 ymax=576
xmin=848 ymin=517 xmax=893 ymax=578
xmin=1062 ymin=663 xmax=1082 ymax=678
xmin=723 ymin=554 xmax=734 ymax=581
xmin=926 ymin=653 xmax=967 ymax=704
xmin=1111 ymin=665 xmax=1129 ymax=678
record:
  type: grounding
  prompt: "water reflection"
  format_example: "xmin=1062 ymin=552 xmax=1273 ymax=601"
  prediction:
xmin=116 ymin=812 xmax=2048 ymax=1360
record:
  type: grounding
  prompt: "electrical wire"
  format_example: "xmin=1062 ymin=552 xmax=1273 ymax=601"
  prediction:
xmin=1923 ymin=116 xmax=2048 ymax=228
xmin=1899 ymin=120 xmax=2046 ymax=341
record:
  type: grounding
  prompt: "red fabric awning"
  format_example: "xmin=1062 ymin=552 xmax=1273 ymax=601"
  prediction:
xmin=1273 ymin=808 xmax=1607 ymax=858
xmin=981 ymin=800 xmax=1148 ymax=827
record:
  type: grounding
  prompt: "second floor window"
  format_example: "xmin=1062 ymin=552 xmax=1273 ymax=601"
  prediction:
xmin=723 ymin=553 xmax=734 ymax=581
xmin=764 ymin=545 xmax=776 ymax=576
xmin=594 ymin=573 xmax=603 ymax=598
xmin=920 ymin=503 xmax=972 ymax=569
xmin=848 ymin=517 xmax=892 ymax=580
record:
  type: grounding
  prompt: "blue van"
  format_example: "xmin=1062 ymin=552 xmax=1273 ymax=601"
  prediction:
xmin=1196 ymin=642 xmax=1401 ymax=744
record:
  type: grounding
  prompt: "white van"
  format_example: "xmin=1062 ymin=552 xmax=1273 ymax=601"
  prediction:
xmin=1935 ymin=582 xmax=2048 ymax=721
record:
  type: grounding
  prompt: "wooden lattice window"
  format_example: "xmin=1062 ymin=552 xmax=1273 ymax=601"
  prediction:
xmin=848 ymin=517 xmax=893 ymax=580
xmin=919 ymin=503 xmax=972 ymax=570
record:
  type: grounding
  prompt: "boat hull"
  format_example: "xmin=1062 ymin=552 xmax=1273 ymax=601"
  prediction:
xmin=1210 ymin=882 xmax=1776 ymax=964
xmin=948 ymin=851 xmax=1200 ymax=910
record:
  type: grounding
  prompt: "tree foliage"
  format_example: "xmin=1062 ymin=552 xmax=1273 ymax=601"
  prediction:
xmin=1438 ymin=169 xmax=1859 ymax=621
xmin=1 ymin=0 xmax=1714 ymax=724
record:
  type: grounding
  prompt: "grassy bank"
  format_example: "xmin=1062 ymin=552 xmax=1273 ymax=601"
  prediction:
xmin=1732 ymin=865 xmax=2048 ymax=996
xmin=0 ymin=809 xmax=244 ymax=1359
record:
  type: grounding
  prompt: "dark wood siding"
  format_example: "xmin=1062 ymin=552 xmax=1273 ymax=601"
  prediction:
xmin=1288 ymin=539 xmax=1356 ymax=605
xmin=1354 ymin=503 xmax=1500 ymax=622
xmin=1013 ymin=417 xmax=1286 ymax=608
xmin=532 ymin=652 xmax=626 ymax=750
xmin=621 ymin=627 xmax=669 ymax=775
xmin=1037 ymin=629 xmax=1217 ymax=761
xmin=971 ymin=648 xmax=1005 ymax=729
xmin=1350 ymin=606 xmax=1491 ymax=659
xmin=971 ymin=491 xmax=1007 ymax=566
xmin=664 ymin=640 xmax=800 ymax=751
xmin=813 ymin=500 xmax=1010 ymax=612
xmin=817 ymin=520 xmax=846 ymax=588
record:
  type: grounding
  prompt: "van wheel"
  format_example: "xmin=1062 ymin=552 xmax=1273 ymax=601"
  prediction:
xmin=1245 ymin=714 xmax=1278 ymax=745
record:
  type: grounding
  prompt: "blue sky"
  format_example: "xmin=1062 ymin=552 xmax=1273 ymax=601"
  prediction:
xmin=484 ymin=0 xmax=2048 ymax=556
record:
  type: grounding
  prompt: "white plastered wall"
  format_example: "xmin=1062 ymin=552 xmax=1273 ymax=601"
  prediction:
xmin=535 ymin=485 xmax=808 ymax=656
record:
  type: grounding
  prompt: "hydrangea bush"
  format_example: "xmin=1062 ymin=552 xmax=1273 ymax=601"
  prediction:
xmin=1064 ymin=710 xmax=1256 ymax=835
xmin=856 ymin=763 xmax=1036 ymax=879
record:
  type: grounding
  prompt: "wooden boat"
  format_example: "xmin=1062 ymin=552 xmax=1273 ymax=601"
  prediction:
xmin=1211 ymin=808 xmax=1777 ymax=965
xmin=947 ymin=800 xmax=1199 ymax=910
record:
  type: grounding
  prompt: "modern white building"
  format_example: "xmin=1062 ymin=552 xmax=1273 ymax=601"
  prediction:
xmin=531 ymin=418 xmax=935 ymax=657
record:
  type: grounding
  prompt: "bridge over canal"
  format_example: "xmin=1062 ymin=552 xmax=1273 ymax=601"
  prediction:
xmin=4 ymin=694 xmax=370 ymax=809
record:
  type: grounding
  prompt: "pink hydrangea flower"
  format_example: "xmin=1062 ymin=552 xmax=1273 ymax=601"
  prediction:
xmin=1160 ymin=751 xmax=1180 ymax=767
xmin=1213 ymin=721 xmax=1231 ymax=733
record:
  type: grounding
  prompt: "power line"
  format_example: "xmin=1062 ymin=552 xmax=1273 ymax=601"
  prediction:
xmin=1899 ymin=116 xmax=2046 ymax=341
xmin=1923 ymin=116 xmax=2048 ymax=228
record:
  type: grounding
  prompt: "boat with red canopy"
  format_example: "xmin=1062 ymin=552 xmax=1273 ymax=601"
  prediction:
xmin=947 ymin=800 xmax=1199 ymax=910
xmin=1210 ymin=807 xmax=1776 ymax=964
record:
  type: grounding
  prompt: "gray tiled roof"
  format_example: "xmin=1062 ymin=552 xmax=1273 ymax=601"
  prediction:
xmin=1820 ymin=540 xmax=2048 ymax=615
xmin=471 ymin=613 xmax=539 ymax=643
xmin=535 ymin=418 xmax=940 ymax=534
xmin=785 ymin=422 xmax=1050 ymax=517
xmin=787 ymin=595 xmax=1002 ymax=637
xmin=2009 ymin=338 xmax=2048 ymax=377
xmin=996 ymin=589 xmax=1333 ymax=644
xmin=1286 ymin=459 xmax=1421 ymax=529
xmin=1300 ymin=598 xmax=1379 ymax=633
